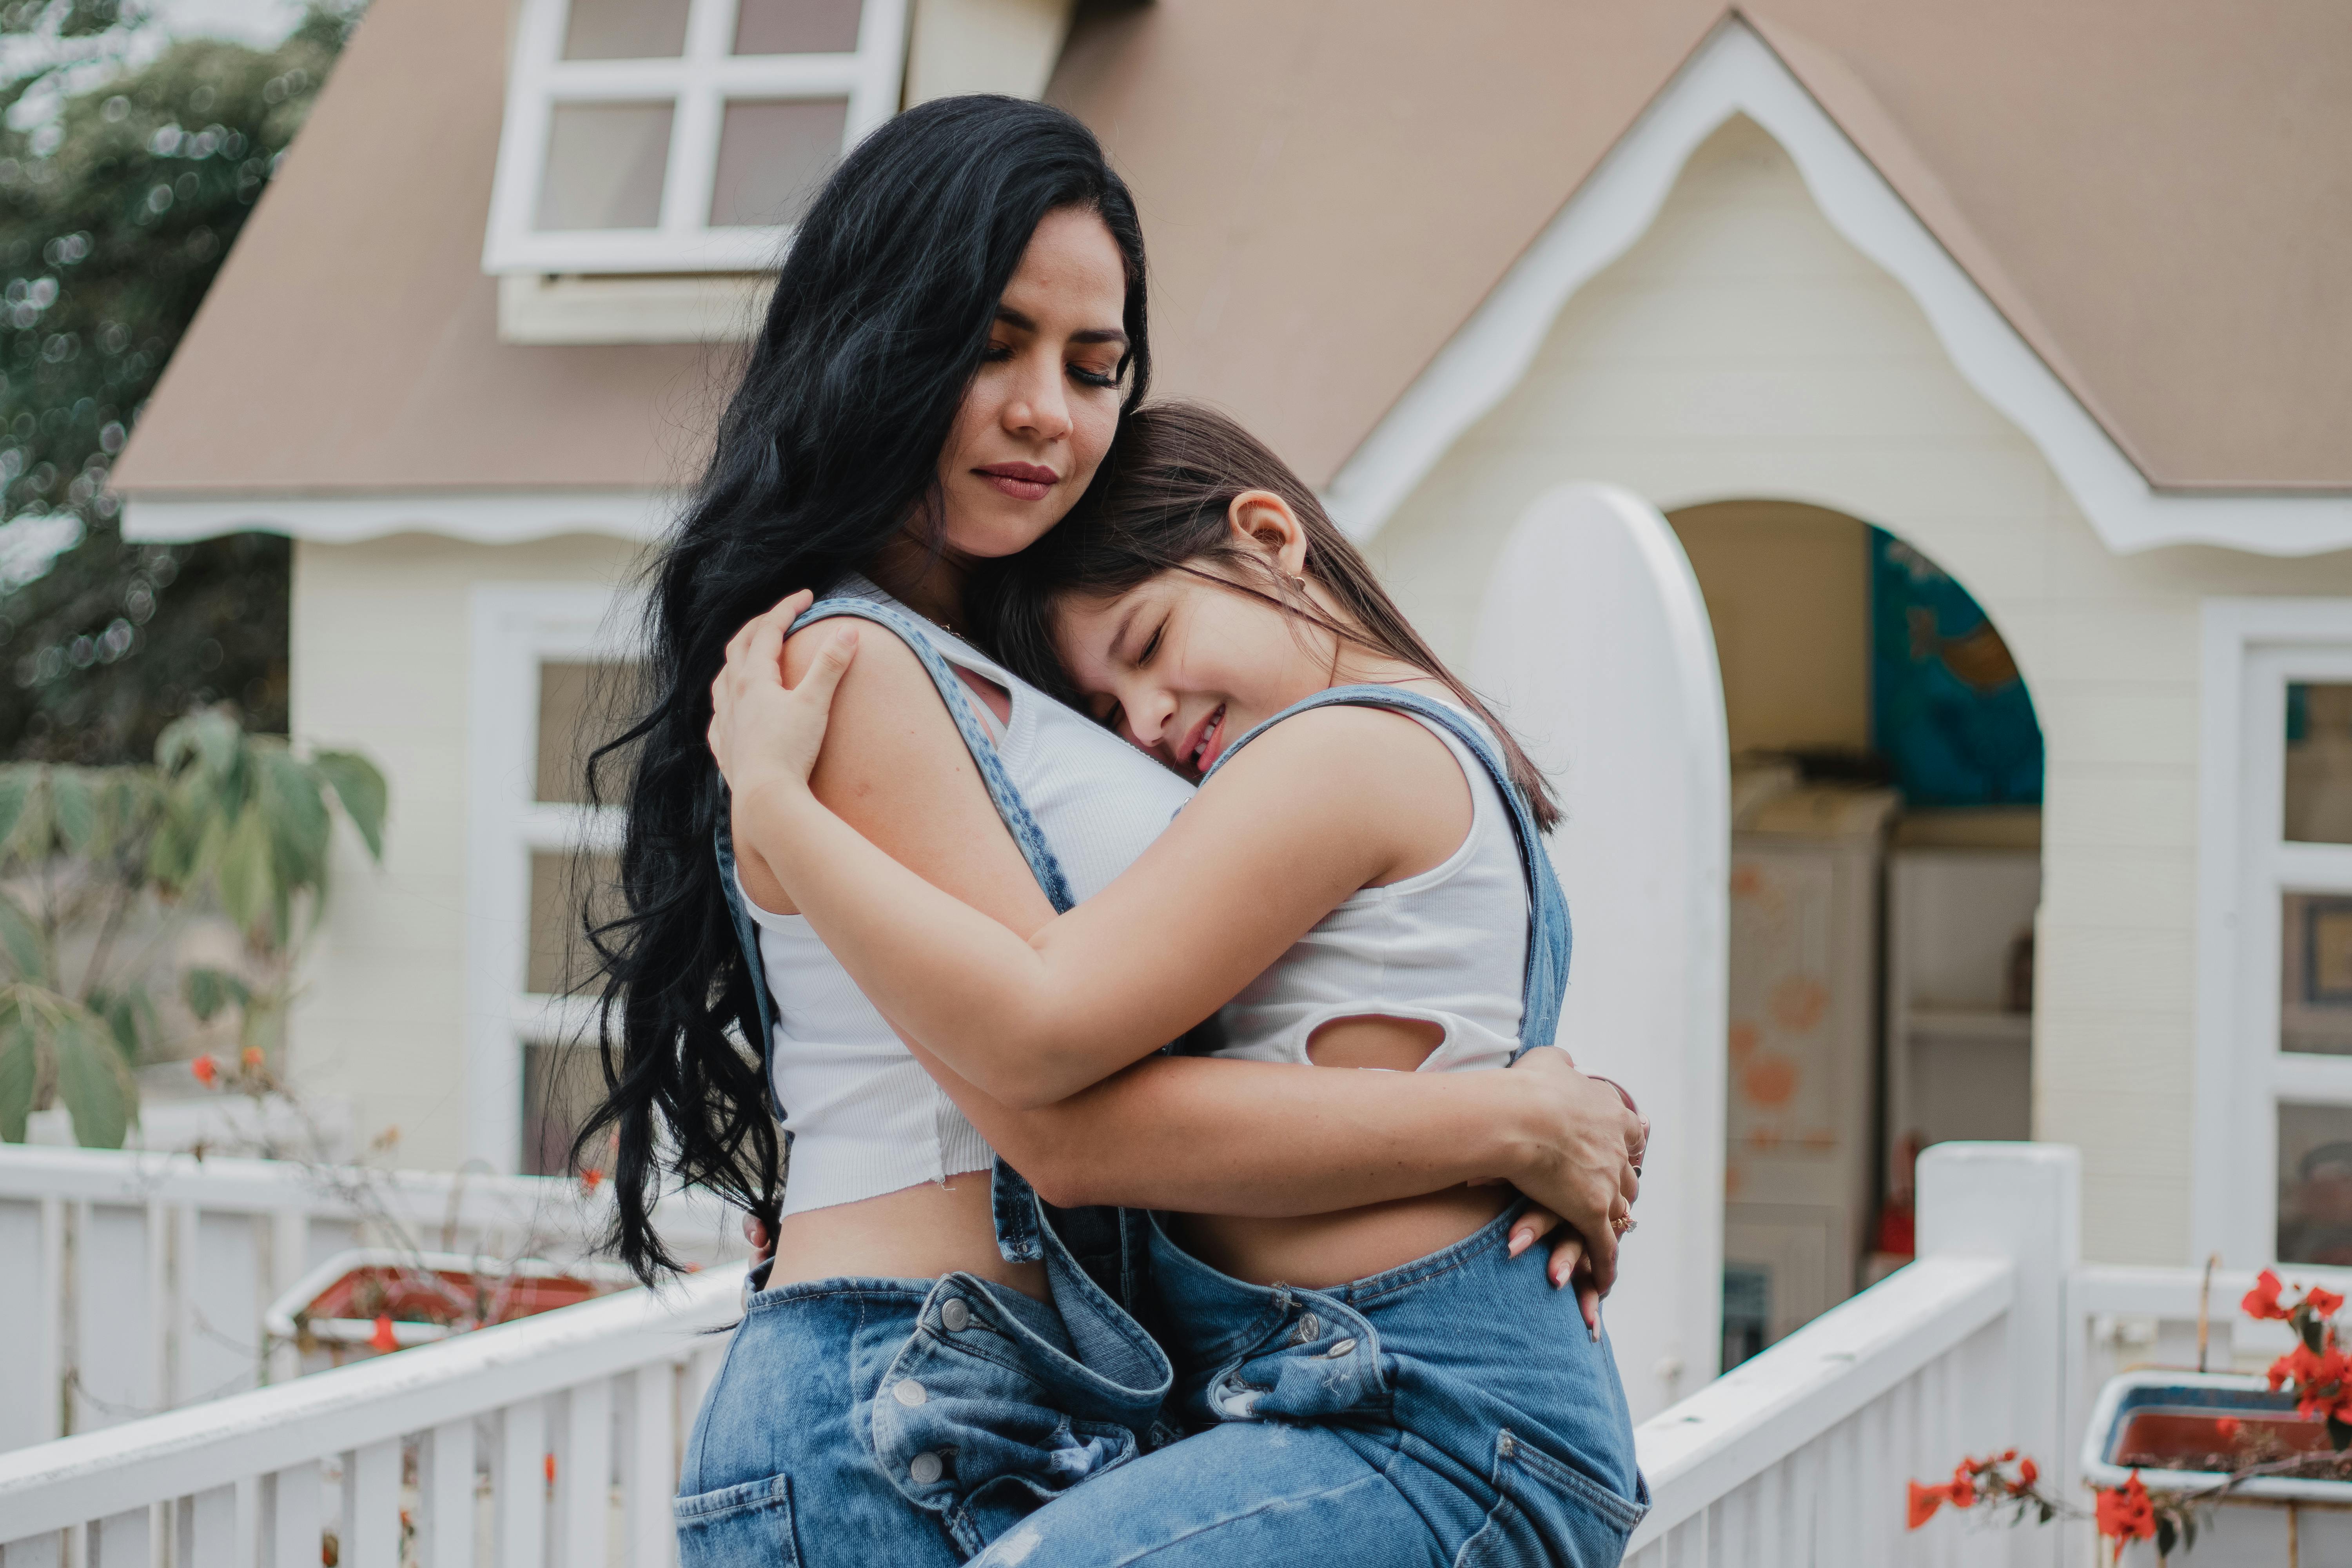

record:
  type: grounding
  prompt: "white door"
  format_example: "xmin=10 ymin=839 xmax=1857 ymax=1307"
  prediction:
xmin=1472 ymin=482 xmax=1730 ymax=1422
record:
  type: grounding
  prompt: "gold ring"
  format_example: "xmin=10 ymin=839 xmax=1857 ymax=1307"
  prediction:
xmin=1611 ymin=1216 xmax=1637 ymax=1236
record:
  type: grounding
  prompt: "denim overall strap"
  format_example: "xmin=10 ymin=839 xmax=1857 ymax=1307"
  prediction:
xmin=1199 ymin=683 xmax=1571 ymax=1056
xmin=711 ymin=595 xmax=1075 ymax=1265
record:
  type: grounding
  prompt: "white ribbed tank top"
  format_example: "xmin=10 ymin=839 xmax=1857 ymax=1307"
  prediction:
xmin=735 ymin=577 xmax=1196 ymax=1215
xmin=1212 ymin=705 xmax=1529 ymax=1071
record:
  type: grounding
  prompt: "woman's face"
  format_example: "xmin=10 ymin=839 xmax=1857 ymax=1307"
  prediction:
xmin=934 ymin=206 xmax=1130 ymax=560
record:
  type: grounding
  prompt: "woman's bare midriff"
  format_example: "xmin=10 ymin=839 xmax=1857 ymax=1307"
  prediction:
xmin=1170 ymin=1014 xmax=1516 ymax=1289
xmin=764 ymin=1168 xmax=1049 ymax=1299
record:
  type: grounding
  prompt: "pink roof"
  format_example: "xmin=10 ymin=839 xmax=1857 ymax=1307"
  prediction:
xmin=114 ymin=0 xmax=2352 ymax=499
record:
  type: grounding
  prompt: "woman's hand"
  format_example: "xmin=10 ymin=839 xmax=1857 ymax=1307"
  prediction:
xmin=707 ymin=590 xmax=860 ymax=806
xmin=1486 ymin=1047 xmax=1645 ymax=1328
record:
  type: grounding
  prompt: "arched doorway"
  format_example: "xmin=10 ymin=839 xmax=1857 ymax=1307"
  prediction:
xmin=1670 ymin=499 xmax=2044 ymax=1368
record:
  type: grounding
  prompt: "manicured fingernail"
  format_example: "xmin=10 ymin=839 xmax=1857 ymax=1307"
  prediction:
xmin=1549 ymin=1262 xmax=1566 ymax=1289
xmin=1508 ymin=1228 xmax=1534 ymax=1258
xmin=1589 ymin=1323 xmax=1601 ymax=1343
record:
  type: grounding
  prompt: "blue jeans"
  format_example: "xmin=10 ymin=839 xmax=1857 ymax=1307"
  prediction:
xmin=676 ymin=1265 xmax=1171 ymax=1566
xmin=970 ymin=1205 xmax=1647 ymax=1567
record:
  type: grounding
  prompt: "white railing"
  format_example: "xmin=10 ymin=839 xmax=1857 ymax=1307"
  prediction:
xmin=0 ymin=1146 xmax=745 ymax=1454
xmin=0 ymin=1263 xmax=743 ymax=1568
xmin=20 ymin=1140 xmax=2281 ymax=1568
xmin=1626 ymin=1142 xmax=2078 ymax=1567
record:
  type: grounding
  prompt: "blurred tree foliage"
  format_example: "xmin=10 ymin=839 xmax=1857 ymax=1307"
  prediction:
xmin=0 ymin=0 xmax=362 ymax=763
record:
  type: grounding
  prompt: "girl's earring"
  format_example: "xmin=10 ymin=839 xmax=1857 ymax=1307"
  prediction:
xmin=1287 ymin=573 xmax=1308 ymax=591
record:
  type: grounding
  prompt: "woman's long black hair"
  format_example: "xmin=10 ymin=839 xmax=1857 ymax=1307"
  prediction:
xmin=575 ymin=96 xmax=1151 ymax=1282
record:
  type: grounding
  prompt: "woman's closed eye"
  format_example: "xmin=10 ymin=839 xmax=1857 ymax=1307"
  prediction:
xmin=1136 ymin=622 xmax=1163 ymax=665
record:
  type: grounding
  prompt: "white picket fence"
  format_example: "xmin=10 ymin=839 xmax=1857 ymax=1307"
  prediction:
xmin=7 ymin=1139 xmax=2336 ymax=1566
xmin=0 ymin=1146 xmax=744 ymax=1454
xmin=0 ymin=1265 xmax=740 ymax=1568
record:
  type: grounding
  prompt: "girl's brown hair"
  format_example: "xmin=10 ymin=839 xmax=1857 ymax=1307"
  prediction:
xmin=978 ymin=401 xmax=1561 ymax=830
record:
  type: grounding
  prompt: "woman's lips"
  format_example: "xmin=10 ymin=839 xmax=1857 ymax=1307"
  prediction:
xmin=975 ymin=462 xmax=1058 ymax=502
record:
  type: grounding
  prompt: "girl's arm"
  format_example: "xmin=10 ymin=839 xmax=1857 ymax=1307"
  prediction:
xmin=721 ymin=615 xmax=1467 ymax=1108
xmin=709 ymin=598 xmax=1642 ymax=1290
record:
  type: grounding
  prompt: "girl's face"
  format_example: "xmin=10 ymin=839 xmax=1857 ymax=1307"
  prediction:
xmin=933 ymin=206 xmax=1131 ymax=560
xmin=1052 ymin=496 xmax=1339 ymax=780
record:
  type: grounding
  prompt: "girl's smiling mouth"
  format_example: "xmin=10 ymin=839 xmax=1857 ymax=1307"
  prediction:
xmin=975 ymin=461 xmax=1060 ymax=501
xmin=1180 ymin=703 xmax=1227 ymax=775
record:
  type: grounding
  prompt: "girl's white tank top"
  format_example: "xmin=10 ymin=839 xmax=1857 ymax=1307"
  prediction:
xmin=733 ymin=576 xmax=1195 ymax=1215
xmin=1212 ymin=703 xmax=1530 ymax=1071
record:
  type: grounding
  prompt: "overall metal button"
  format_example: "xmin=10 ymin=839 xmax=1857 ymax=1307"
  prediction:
xmin=1325 ymin=1338 xmax=1357 ymax=1359
xmin=893 ymin=1378 xmax=929 ymax=1406
xmin=1292 ymin=1313 xmax=1321 ymax=1345
xmin=940 ymin=1298 xmax=971 ymax=1332
xmin=910 ymin=1452 xmax=944 ymax=1485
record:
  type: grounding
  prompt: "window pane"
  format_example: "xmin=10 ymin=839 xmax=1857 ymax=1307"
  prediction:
xmin=536 ymin=103 xmax=672 ymax=231
xmin=536 ymin=661 xmax=635 ymax=805
xmin=529 ymin=849 xmax=622 ymax=995
xmin=2279 ymin=1102 xmax=2352 ymax=1265
xmin=709 ymin=100 xmax=846 ymax=227
xmin=2281 ymin=891 xmax=2352 ymax=1055
xmin=562 ymin=0 xmax=690 ymax=59
xmin=733 ymin=0 xmax=864 ymax=55
xmin=2285 ymin=682 xmax=2352 ymax=843
xmin=522 ymin=1042 xmax=606 ymax=1178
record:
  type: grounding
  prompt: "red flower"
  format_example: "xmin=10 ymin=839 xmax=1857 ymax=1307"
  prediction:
xmin=579 ymin=1167 xmax=605 ymax=1195
xmin=2216 ymin=1417 xmax=2242 ymax=1443
xmin=2310 ymin=1285 xmax=2347 ymax=1318
xmin=1944 ymin=1474 xmax=1976 ymax=1508
xmin=543 ymin=1453 xmax=557 ymax=1486
xmin=2096 ymin=1474 xmax=2157 ymax=1543
xmin=2015 ymin=1456 xmax=2039 ymax=1489
xmin=2246 ymin=1269 xmax=2291 ymax=1320
xmin=241 ymin=1045 xmax=264 ymax=1072
xmin=368 ymin=1314 xmax=397 ymax=1353
xmin=1906 ymin=1481 xmax=1946 ymax=1530
xmin=190 ymin=1054 xmax=217 ymax=1087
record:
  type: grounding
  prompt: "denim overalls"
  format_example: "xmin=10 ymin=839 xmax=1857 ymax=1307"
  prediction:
xmin=972 ymin=686 xmax=1649 ymax=1568
xmin=679 ymin=597 xmax=1177 ymax=1566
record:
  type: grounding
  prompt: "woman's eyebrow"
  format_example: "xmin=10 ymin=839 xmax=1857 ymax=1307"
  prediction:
xmin=994 ymin=305 xmax=1127 ymax=347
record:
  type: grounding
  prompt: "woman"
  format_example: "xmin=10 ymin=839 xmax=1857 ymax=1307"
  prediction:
xmin=711 ymin=401 xmax=1647 ymax=1564
xmin=583 ymin=95 xmax=1642 ymax=1566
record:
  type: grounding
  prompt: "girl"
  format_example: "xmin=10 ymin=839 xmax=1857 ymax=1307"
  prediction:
xmin=592 ymin=96 xmax=1643 ymax=1566
xmin=708 ymin=402 xmax=1648 ymax=1565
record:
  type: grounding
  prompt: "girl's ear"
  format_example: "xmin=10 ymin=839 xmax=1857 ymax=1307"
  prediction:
xmin=1226 ymin=490 xmax=1309 ymax=578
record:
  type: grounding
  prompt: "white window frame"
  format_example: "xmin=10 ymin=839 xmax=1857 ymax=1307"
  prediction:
xmin=483 ymin=0 xmax=911 ymax=277
xmin=2195 ymin=598 xmax=2352 ymax=1264
xmin=466 ymin=584 xmax=636 ymax=1172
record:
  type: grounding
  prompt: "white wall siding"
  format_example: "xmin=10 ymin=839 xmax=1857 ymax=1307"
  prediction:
xmin=1367 ymin=114 xmax=2352 ymax=1266
xmin=289 ymin=534 xmax=644 ymax=1171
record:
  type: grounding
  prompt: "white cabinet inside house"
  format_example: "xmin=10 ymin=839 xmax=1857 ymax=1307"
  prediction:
xmin=1882 ymin=842 xmax=2041 ymax=1199
xmin=1722 ymin=772 xmax=1898 ymax=1363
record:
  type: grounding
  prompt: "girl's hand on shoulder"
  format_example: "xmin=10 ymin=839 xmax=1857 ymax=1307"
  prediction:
xmin=707 ymin=590 xmax=859 ymax=803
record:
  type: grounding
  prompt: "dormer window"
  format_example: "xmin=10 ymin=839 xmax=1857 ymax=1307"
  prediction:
xmin=484 ymin=0 xmax=910 ymax=276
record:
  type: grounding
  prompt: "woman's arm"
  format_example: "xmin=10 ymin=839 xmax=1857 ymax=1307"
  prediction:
xmin=720 ymin=614 xmax=1464 ymax=1107
xmin=711 ymin=598 xmax=1641 ymax=1285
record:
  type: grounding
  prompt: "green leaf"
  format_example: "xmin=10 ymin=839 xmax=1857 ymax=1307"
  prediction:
xmin=48 ymin=768 xmax=96 ymax=855
xmin=0 ymin=890 xmax=45 ymax=984
xmin=0 ymin=769 xmax=34 ymax=860
xmin=51 ymin=1007 xmax=134 ymax=1149
xmin=158 ymin=708 xmax=241 ymax=784
xmin=214 ymin=806 xmax=274 ymax=938
xmin=2155 ymin=1517 xmax=2176 ymax=1558
xmin=0 ymin=1016 xmax=33 ymax=1143
xmin=258 ymin=746 xmax=330 ymax=892
xmin=183 ymin=965 xmax=250 ymax=1024
xmin=310 ymin=750 xmax=388 ymax=862
xmin=90 ymin=985 xmax=151 ymax=1064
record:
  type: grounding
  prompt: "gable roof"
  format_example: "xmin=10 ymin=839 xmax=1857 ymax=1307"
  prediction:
xmin=113 ymin=0 xmax=2351 ymax=523
xmin=1047 ymin=0 xmax=2351 ymax=495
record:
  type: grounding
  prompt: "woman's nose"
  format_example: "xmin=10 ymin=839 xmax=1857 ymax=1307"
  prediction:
xmin=1004 ymin=358 xmax=1073 ymax=441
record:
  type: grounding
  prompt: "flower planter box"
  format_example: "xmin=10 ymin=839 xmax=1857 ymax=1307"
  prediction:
xmin=2084 ymin=1371 xmax=2352 ymax=1566
xmin=263 ymin=1249 xmax=637 ymax=1365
